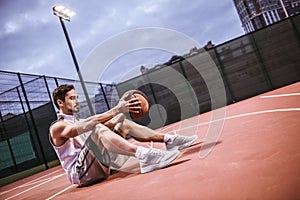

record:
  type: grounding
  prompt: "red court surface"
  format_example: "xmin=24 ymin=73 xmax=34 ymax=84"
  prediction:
xmin=1 ymin=82 xmax=299 ymax=200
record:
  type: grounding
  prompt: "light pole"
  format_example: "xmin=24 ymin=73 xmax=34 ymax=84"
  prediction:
xmin=53 ymin=5 xmax=95 ymax=115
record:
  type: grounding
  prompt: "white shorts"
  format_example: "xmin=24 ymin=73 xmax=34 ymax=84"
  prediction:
xmin=71 ymin=145 xmax=109 ymax=186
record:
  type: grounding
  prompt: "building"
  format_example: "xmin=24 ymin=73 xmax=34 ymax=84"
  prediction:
xmin=233 ymin=0 xmax=300 ymax=33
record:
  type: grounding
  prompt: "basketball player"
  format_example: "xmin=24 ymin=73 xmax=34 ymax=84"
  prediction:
xmin=49 ymin=84 xmax=197 ymax=186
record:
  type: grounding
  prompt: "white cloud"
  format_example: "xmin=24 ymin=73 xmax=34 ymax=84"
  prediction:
xmin=138 ymin=2 xmax=159 ymax=14
xmin=4 ymin=21 xmax=19 ymax=34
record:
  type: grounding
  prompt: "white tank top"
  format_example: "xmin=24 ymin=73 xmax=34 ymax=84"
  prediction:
xmin=49 ymin=114 xmax=86 ymax=183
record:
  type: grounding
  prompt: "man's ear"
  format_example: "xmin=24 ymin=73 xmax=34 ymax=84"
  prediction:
xmin=57 ymin=99 xmax=64 ymax=107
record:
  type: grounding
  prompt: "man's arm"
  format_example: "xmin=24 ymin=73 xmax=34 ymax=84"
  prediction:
xmin=96 ymin=95 xmax=141 ymax=124
xmin=50 ymin=115 xmax=99 ymax=142
xmin=51 ymin=96 xmax=141 ymax=140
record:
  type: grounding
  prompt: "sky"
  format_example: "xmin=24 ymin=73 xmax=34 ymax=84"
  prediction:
xmin=0 ymin=0 xmax=245 ymax=84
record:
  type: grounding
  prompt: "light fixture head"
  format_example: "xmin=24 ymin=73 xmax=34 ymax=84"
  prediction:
xmin=53 ymin=5 xmax=76 ymax=21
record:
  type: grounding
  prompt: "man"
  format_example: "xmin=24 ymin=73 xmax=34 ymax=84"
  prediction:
xmin=49 ymin=84 xmax=197 ymax=186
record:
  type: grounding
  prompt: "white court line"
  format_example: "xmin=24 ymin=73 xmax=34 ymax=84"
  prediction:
xmin=0 ymin=168 xmax=63 ymax=196
xmin=173 ymin=108 xmax=300 ymax=132
xmin=46 ymin=184 xmax=77 ymax=200
xmin=160 ymin=94 xmax=300 ymax=132
xmin=16 ymin=178 xmax=52 ymax=188
xmin=4 ymin=173 xmax=65 ymax=200
xmin=260 ymin=93 xmax=300 ymax=98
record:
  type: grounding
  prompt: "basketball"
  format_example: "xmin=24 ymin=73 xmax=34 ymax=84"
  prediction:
xmin=129 ymin=92 xmax=149 ymax=119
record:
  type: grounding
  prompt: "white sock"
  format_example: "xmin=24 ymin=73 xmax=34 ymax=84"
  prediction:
xmin=135 ymin=146 xmax=149 ymax=160
xmin=164 ymin=134 xmax=176 ymax=143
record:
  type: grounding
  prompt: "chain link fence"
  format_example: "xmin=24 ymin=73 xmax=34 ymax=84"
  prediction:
xmin=0 ymin=73 xmax=118 ymax=178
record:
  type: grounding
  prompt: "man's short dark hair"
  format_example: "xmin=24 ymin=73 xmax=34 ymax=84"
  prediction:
xmin=52 ymin=84 xmax=74 ymax=109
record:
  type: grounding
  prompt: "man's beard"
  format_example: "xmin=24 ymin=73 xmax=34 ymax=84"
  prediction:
xmin=69 ymin=109 xmax=79 ymax=113
xmin=68 ymin=105 xmax=79 ymax=114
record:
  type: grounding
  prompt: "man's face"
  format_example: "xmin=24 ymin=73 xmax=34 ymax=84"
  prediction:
xmin=61 ymin=89 xmax=80 ymax=114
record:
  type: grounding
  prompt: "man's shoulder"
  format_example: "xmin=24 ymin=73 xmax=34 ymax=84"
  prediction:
xmin=50 ymin=118 xmax=67 ymax=132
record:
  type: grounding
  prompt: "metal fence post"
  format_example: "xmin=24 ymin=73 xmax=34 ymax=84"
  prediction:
xmin=54 ymin=77 xmax=59 ymax=87
xmin=288 ymin=17 xmax=300 ymax=47
xmin=213 ymin=47 xmax=235 ymax=103
xmin=144 ymin=73 xmax=165 ymax=125
xmin=0 ymin=110 xmax=17 ymax=170
xmin=178 ymin=61 xmax=199 ymax=113
xmin=99 ymin=83 xmax=110 ymax=110
xmin=43 ymin=76 xmax=56 ymax=112
xmin=17 ymin=73 xmax=49 ymax=169
xmin=16 ymin=86 xmax=39 ymax=160
xmin=248 ymin=33 xmax=274 ymax=89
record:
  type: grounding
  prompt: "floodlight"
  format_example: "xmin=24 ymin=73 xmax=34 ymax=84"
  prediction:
xmin=53 ymin=5 xmax=76 ymax=21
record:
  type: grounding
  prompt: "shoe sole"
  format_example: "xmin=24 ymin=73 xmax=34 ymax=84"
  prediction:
xmin=178 ymin=135 xmax=198 ymax=150
xmin=168 ymin=135 xmax=198 ymax=151
xmin=140 ymin=150 xmax=180 ymax=174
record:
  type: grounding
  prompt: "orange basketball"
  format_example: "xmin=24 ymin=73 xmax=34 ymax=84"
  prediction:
xmin=130 ymin=92 xmax=149 ymax=119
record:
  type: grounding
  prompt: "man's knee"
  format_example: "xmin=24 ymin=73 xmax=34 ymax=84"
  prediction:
xmin=94 ymin=124 xmax=110 ymax=136
xmin=104 ymin=113 xmax=126 ymax=128
xmin=114 ymin=113 xmax=126 ymax=123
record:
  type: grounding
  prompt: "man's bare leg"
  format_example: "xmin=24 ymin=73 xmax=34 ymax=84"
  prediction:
xmin=103 ymin=113 xmax=163 ymax=141
xmin=102 ymin=113 xmax=198 ymax=151
xmin=117 ymin=119 xmax=165 ymax=142
xmin=90 ymin=123 xmax=180 ymax=174
xmin=92 ymin=123 xmax=137 ymax=156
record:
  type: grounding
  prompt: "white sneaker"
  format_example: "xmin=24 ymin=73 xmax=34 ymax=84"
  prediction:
xmin=140 ymin=148 xmax=180 ymax=173
xmin=166 ymin=133 xmax=198 ymax=151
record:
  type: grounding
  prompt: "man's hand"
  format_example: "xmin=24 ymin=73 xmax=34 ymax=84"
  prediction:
xmin=93 ymin=90 xmax=144 ymax=124
xmin=117 ymin=97 xmax=142 ymax=113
